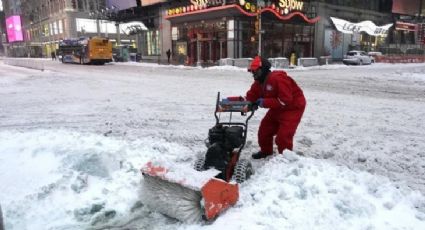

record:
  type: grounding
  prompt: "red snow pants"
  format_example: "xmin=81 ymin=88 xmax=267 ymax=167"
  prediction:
xmin=258 ymin=106 xmax=305 ymax=154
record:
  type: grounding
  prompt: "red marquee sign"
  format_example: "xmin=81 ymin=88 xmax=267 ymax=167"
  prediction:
xmin=166 ymin=0 xmax=319 ymax=24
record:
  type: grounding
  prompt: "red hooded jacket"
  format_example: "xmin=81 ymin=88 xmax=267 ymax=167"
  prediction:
xmin=246 ymin=70 xmax=305 ymax=111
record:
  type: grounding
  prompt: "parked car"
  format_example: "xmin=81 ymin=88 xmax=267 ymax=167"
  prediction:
xmin=368 ymin=51 xmax=383 ymax=63
xmin=343 ymin=50 xmax=373 ymax=65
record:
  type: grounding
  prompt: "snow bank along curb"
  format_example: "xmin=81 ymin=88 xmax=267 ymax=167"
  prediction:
xmin=3 ymin=58 xmax=45 ymax=71
xmin=219 ymin=57 xmax=320 ymax=69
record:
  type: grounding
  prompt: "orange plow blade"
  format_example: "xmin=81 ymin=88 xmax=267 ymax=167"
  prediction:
xmin=140 ymin=161 xmax=239 ymax=223
xmin=201 ymin=178 xmax=239 ymax=220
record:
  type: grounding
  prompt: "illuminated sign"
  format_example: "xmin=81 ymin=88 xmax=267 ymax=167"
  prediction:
xmin=167 ymin=0 xmax=305 ymax=16
xmin=190 ymin=0 xmax=208 ymax=7
xmin=395 ymin=21 xmax=417 ymax=31
xmin=6 ymin=15 xmax=24 ymax=42
xmin=239 ymin=0 xmax=305 ymax=14
xmin=167 ymin=0 xmax=224 ymax=16
xmin=278 ymin=0 xmax=304 ymax=11
xmin=330 ymin=17 xmax=393 ymax=36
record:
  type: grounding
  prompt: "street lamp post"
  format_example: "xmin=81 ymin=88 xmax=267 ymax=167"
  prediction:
xmin=257 ymin=0 xmax=266 ymax=56
xmin=258 ymin=13 xmax=262 ymax=56
xmin=37 ymin=9 xmax=44 ymax=57
xmin=46 ymin=1 xmax=54 ymax=57
xmin=115 ymin=23 xmax=121 ymax=46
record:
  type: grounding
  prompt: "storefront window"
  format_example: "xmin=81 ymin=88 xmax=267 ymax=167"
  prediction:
xmin=259 ymin=19 xmax=314 ymax=59
xmin=146 ymin=30 xmax=160 ymax=56
xmin=176 ymin=42 xmax=187 ymax=56
xmin=240 ymin=20 xmax=257 ymax=58
xmin=171 ymin=20 xmax=228 ymax=65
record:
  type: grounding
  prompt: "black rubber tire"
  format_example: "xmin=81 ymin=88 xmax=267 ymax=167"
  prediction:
xmin=232 ymin=159 xmax=253 ymax=183
xmin=193 ymin=156 xmax=206 ymax=171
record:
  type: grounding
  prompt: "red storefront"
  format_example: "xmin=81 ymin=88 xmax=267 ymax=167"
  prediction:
xmin=165 ymin=0 xmax=320 ymax=65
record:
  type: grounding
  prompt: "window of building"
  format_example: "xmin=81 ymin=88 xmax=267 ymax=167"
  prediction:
xmin=90 ymin=0 xmax=95 ymax=11
xmin=59 ymin=20 xmax=63 ymax=34
xmin=53 ymin=21 xmax=58 ymax=35
xmin=71 ymin=0 xmax=77 ymax=9
xmin=78 ymin=0 xmax=85 ymax=11
xmin=43 ymin=24 xmax=49 ymax=37
xmin=50 ymin=23 xmax=54 ymax=36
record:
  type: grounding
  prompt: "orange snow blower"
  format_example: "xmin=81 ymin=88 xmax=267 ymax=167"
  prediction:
xmin=141 ymin=92 xmax=256 ymax=223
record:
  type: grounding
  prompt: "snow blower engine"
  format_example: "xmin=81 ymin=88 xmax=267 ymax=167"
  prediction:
xmin=140 ymin=92 xmax=257 ymax=223
xmin=195 ymin=92 xmax=256 ymax=183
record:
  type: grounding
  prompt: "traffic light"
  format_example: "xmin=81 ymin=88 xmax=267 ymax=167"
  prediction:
xmin=71 ymin=0 xmax=77 ymax=9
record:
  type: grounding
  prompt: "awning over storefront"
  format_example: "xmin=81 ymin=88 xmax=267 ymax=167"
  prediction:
xmin=395 ymin=21 xmax=417 ymax=31
xmin=121 ymin=21 xmax=148 ymax=35
xmin=165 ymin=4 xmax=320 ymax=24
xmin=330 ymin=17 xmax=393 ymax=36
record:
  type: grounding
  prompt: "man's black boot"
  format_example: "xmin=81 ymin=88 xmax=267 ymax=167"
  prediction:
xmin=251 ymin=151 xmax=271 ymax=159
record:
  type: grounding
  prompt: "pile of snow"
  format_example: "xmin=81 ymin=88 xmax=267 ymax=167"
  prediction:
xmin=1 ymin=130 xmax=424 ymax=229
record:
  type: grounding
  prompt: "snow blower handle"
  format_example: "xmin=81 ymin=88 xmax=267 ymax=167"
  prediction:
xmin=217 ymin=97 xmax=257 ymax=113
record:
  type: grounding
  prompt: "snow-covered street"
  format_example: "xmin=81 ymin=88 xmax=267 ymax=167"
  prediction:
xmin=0 ymin=60 xmax=425 ymax=229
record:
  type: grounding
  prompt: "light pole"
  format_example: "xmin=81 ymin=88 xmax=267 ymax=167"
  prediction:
xmin=258 ymin=13 xmax=262 ymax=56
xmin=36 ymin=8 xmax=44 ymax=57
xmin=257 ymin=0 xmax=266 ymax=56
xmin=46 ymin=0 xmax=55 ymax=57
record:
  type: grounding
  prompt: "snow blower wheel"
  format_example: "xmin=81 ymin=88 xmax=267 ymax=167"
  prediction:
xmin=232 ymin=159 xmax=253 ymax=183
xmin=194 ymin=156 xmax=206 ymax=171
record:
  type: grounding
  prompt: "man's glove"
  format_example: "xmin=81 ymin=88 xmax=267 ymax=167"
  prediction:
xmin=256 ymin=98 xmax=264 ymax=108
xmin=248 ymin=102 xmax=258 ymax=111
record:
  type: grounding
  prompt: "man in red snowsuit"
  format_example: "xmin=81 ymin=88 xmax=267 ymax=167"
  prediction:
xmin=246 ymin=56 xmax=306 ymax=159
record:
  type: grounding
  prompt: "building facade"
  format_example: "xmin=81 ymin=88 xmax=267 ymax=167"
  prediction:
xmin=389 ymin=0 xmax=425 ymax=54
xmin=3 ymin=0 xmax=425 ymax=63
xmin=136 ymin=0 xmax=396 ymax=65
xmin=2 ymin=0 xmax=137 ymax=57
xmin=164 ymin=0 xmax=319 ymax=65
xmin=314 ymin=0 xmax=393 ymax=60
